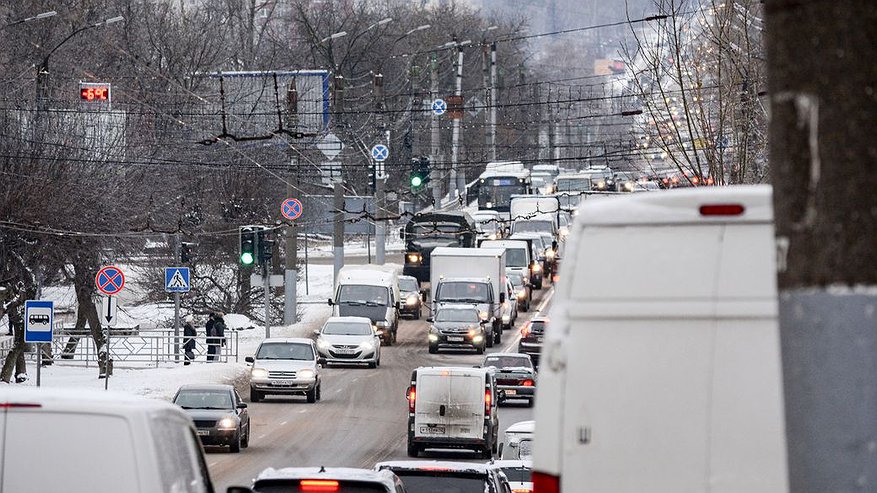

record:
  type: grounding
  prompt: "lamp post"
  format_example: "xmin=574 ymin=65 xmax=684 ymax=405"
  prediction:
xmin=4 ymin=10 xmax=57 ymax=28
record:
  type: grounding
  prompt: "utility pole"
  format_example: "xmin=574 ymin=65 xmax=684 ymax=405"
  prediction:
xmin=173 ymin=233 xmax=181 ymax=362
xmin=429 ymin=54 xmax=442 ymax=206
xmin=482 ymin=42 xmax=491 ymax=164
xmin=333 ymin=73 xmax=345 ymax=283
xmin=374 ymin=73 xmax=386 ymax=265
xmin=450 ymin=44 xmax=465 ymax=203
xmin=766 ymin=1 xmax=877 ymax=490
xmin=489 ymin=42 xmax=497 ymax=162
xmin=284 ymin=80 xmax=298 ymax=326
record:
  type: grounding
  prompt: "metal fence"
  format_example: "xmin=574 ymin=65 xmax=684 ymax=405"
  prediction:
xmin=43 ymin=330 xmax=239 ymax=368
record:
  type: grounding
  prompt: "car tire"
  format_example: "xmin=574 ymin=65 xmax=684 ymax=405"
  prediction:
xmin=316 ymin=383 xmax=322 ymax=401
xmin=428 ymin=345 xmax=438 ymax=354
xmin=367 ymin=361 xmax=377 ymax=369
xmin=414 ymin=309 xmax=421 ymax=320
xmin=249 ymin=388 xmax=261 ymax=403
xmin=241 ymin=426 xmax=250 ymax=448
xmin=527 ymin=398 xmax=534 ymax=408
xmin=494 ymin=329 xmax=502 ymax=344
xmin=392 ymin=329 xmax=398 ymax=345
xmin=480 ymin=444 xmax=492 ymax=459
xmin=486 ymin=331 xmax=495 ymax=348
xmin=476 ymin=345 xmax=485 ymax=355
xmin=407 ymin=442 xmax=419 ymax=458
xmin=229 ymin=432 xmax=241 ymax=453
xmin=306 ymin=386 xmax=317 ymax=403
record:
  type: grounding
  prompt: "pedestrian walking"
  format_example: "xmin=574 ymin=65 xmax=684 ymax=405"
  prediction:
xmin=212 ymin=312 xmax=228 ymax=361
xmin=183 ymin=315 xmax=197 ymax=365
xmin=205 ymin=313 xmax=218 ymax=362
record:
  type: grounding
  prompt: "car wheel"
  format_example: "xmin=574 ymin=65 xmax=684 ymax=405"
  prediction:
xmin=407 ymin=442 xmax=420 ymax=458
xmin=486 ymin=331 xmax=495 ymax=348
xmin=241 ymin=426 xmax=250 ymax=448
xmin=306 ymin=386 xmax=317 ymax=403
xmin=527 ymin=397 xmax=534 ymax=408
xmin=229 ymin=432 xmax=241 ymax=453
xmin=249 ymin=388 xmax=261 ymax=403
xmin=367 ymin=361 xmax=377 ymax=369
xmin=414 ymin=309 xmax=421 ymax=320
xmin=392 ymin=329 xmax=398 ymax=345
xmin=476 ymin=345 xmax=485 ymax=355
xmin=494 ymin=329 xmax=502 ymax=344
xmin=480 ymin=443 xmax=492 ymax=459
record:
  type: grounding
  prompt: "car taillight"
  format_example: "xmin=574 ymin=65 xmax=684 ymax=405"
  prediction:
xmin=300 ymin=479 xmax=339 ymax=492
xmin=0 ymin=403 xmax=41 ymax=408
xmin=522 ymin=379 xmax=535 ymax=387
xmin=484 ymin=389 xmax=492 ymax=415
xmin=699 ymin=204 xmax=745 ymax=216
xmin=521 ymin=324 xmax=531 ymax=338
xmin=533 ymin=471 xmax=561 ymax=493
xmin=408 ymin=386 xmax=416 ymax=413
xmin=512 ymin=489 xmax=533 ymax=493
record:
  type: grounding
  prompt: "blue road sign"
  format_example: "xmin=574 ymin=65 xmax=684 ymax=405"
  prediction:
xmin=281 ymin=198 xmax=303 ymax=220
xmin=25 ymin=300 xmax=54 ymax=343
xmin=432 ymin=99 xmax=447 ymax=116
xmin=371 ymin=144 xmax=389 ymax=162
xmin=165 ymin=267 xmax=191 ymax=293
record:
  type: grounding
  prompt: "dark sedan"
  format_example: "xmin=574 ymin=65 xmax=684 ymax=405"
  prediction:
xmin=398 ymin=275 xmax=424 ymax=319
xmin=483 ymin=353 xmax=537 ymax=406
xmin=518 ymin=317 xmax=548 ymax=367
xmin=173 ymin=384 xmax=250 ymax=453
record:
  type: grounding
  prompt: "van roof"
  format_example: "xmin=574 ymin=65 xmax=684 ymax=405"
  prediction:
xmin=481 ymin=240 xmax=527 ymax=249
xmin=256 ymin=467 xmax=398 ymax=484
xmin=337 ymin=267 xmax=397 ymax=286
xmin=416 ymin=366 xmax=490 ymax=377
xmin=376 ymin=460 xmax=494 ymax=474
xmin=574 ymin=185 xmax=772 ymax=226
xmin=505 ymin=420 xmax=535 ymax=433
xmin=324 ymin=316 xmax=372 ymax=325
xmin=0 ymin=387 xmax=184 ymax=416
xmin=432 ymin=247 xmax=505 ymax=258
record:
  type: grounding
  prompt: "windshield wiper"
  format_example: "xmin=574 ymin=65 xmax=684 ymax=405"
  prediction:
xmin=339 ymin=300 xmax=365 ymax=306
xmin=200 ymin=406 xmax=232 ymax=410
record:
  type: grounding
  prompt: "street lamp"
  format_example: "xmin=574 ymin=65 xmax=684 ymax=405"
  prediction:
xmin=405 ymin=24 xmax=431 ymax=37
xmin=320 ymin=31 xmax=348 ymax=44
xmin=4 ymin=10 xmax=57 ymax=27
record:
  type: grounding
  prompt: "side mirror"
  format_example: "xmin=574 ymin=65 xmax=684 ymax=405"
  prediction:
xmin=317 ymin=357 xmax=327 ymax=366
xmin=498 ymin=389 xmax=507 ymax=402
xmin=237 ymin=402 xmax=248 ymax=409
xmin=244 ymin=356 xmax=254 ymax=363
xmin=426 ymin=317 xmax=433 ymax=323
xmin=498 ymin=442 xmax=504 ymax=458
xmin=227 ymin=488 xmax=255 ymax=493
xmin=327 ymin=298 xmax=334 ymax=306
xmin=395 ymin=301 xmax=401 ymax=310
xmin=552 ymin=240 xmax=558 ymax=250
xmin=405 ymin=386 xmax=412 ymax=400
xmin=499 ymin=292 xmax=506 ymax=303
xmin=313 ymin=329 xmax=321 ymax=336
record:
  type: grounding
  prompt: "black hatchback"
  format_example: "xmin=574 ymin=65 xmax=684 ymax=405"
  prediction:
xmin=518 ymin=317 xmax=548 ymax=367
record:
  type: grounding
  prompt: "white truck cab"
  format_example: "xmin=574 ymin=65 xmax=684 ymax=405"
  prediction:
xmin=533 ymin=186 xmax=788 ymax=493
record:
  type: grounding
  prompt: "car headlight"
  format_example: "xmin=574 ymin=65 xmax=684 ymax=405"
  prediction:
xmin=251 ymin=367 xmax=268 ymax=378
xmin=316 ymin=339 xmax=331 ymax=349
xmin=407 ymin=253 xmax=421 ymax=263
xmin=358 ymin=340 xmax=375 ymax=351
xmin=297 ymin=368 xmax=316 ymax=380
xmin=546 ymin=250 xmax=555 ymax=260
xmin=406 ymin=294 xmax=419 ymax=306
xmin=488 ymin=233 xmax=497 ymax=240
xmin=486 ymin=201 xmax=493 ymax=208
xmin=502 ymin=314 xmax=510 ymax=322
xmin=218 ymin=417 xmax=236 ymax=430
xmin=472 ymin=335 xmax=484 ymax=343
xmin=479 ymin=311 xmax=489 ymax=320
xmin=517 ymin=290 xmax=526 ymax=299
xmin=532 ymin=264 xmax=542 ymax=273
xmin=428 ymin=333 xmax=439 ymax=342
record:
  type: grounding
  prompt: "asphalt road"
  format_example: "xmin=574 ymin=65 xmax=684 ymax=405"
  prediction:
xmin=208 ymin=277 xmax=554 ymax=491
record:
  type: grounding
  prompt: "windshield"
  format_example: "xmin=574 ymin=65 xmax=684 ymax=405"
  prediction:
xmin=399 ymin=278 xmax=418 ymax=292
xmin=484 ymin=355 xmax=532 ymax=369
xmin=410 ymin=222 xmax=465 ymax=241
xmin=256 ymin=342 xmax=314 ymax=360
xmin=556 ymin=177 xmax=590 ymax=191
xmin=392 ymin=474 xmax=490 ymax=493
xmin=508 ymin=273 xmax=524 ymax=286
xmin=436 ymin=282 xmax=490 ymax=303
xmin=174 ymin=390 xmax=233 ymax=410
xmin=478 ymin=180 xmax=528 ymax=211
xmin=475 ymin=220 xmax=498 ymax=233
xmin=512 ymin=221 xmax=553 ymax=234
xmin=504 ymin=248 xmax=528 ymax=267
xmin=436 ymin=308 xmax=480 ymax=323
xmin=500 ymin=467 xmax=532 ymax=483
xmin=322 ymin=322 xmax=373 ymax=336
xmin=337 ymin=285 xmax=389 ymax=305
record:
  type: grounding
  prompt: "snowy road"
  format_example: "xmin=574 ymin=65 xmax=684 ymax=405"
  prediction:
xmin=208 ymin=284 xmax=554 ymax=490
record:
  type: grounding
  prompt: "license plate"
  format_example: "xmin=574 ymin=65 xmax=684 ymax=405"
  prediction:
xmin=334 ymin=348 xmax=355 ymax=354
xmin=197 ymin=430 xmax=210 ymax=436
xmin=505 ymin=389 xmax=517 ymax=395
xmin=537 ymin=337 xmax=543 ymax=343
xmin=447 ymin=336 xmax=465 ymax=342
xmin=420 ymin=425 xmax=446 ymax=435
xmin=273 ymin=380 xmax=294 ymax=386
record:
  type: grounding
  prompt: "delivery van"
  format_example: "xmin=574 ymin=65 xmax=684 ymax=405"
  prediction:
xmin=532 ymin=185 xmax=788 ymax=493
xmin=0 ymin=387 xmax=215 ymax=493
xmin=330 ymin=265 xmax=400 ymax=345
xmin=406 ymin=366 xmax=501 ymax=459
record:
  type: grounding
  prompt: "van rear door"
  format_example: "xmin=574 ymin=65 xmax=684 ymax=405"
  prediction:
xmin=415 ymin=372 xmax=484 ymax=441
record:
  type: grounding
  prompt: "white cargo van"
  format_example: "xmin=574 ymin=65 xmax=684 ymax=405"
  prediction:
xmin=406 ymin=366 xmax=501 ymax=459
xmin=532 ymin=185 xmax=788 ymax=492
xmin=0 ymin=387 xmax=215 ymax=493
xmin=329 ymin=265 xmax=400 ymax=345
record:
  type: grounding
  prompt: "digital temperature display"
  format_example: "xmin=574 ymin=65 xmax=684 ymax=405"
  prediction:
xmin=79 ymin=83 xmax=110 ymax=102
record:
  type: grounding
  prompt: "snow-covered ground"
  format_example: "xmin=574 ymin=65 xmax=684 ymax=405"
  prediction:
xmin=9 ymin=264 xmax=337 ymax=401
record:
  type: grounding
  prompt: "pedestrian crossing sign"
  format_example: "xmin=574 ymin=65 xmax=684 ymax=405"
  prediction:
xmin=165 ymin=267 xmax=191 ymax=293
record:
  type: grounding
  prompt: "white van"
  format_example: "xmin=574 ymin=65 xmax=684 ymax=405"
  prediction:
xmin=532 ymin=186 xmax=788 ymax=492
xmin=330 ymin=265 xmax=400 ymax=345
xmin=0 ymin=387 xmax=215 ymax=493
xmin=406 ymin=366 xmax=501 ymax=459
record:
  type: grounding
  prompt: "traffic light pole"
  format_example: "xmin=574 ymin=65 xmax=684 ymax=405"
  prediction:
xmin=263 ymin=260 xmax=271 ymax=339
xmin=333 ymin=182 xmax=344 ymax=284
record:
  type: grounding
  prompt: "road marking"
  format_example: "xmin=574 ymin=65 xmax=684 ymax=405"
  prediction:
xmin=335 ymin=388 xmax=343 ymax=393
xmin=503 ymin=287 xmax=554 ymax=352
xmin=258 ymin=434 xmax=266 ymax=439
xmin=209 ymin=461 xmax=218 ymax=467
xmin=299 ymin=409 xmax=307 ymax=413
xmin=280 ymin=421 xmax=288 ymax=425
xmin=352 ymin=377 xmax=360 ymax=383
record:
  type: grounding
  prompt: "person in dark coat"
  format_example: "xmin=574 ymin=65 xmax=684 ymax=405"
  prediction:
xmin=205 ymin=313 xmax=218 ymax=362
xmin=212 ymin=313 xmax=228 ymax=361
xmin=183 ymin=315 xmax=197 ymax=365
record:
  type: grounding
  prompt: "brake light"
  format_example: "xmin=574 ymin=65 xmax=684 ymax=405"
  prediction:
xmin=533 ymin=471 xmax=560 ymax=493
xmin=0 ymin=403 xmax=41 ymax=408
xmin=521 ymin=324 xmax=531 ymax=338
xmin=522 ymin=379 xmax=535 ymax=387
xmin=699 ymin=204 xmax=745 ymax=216
xmin=512 ymin=489 xmax=533 ymax=493
xmin=484 ymin=389 xmax=492 ymax=415
xmin=408 ymin=386 xmax=416 ymax=413
xmin=300 ymin=479 xmax=339 ymax=492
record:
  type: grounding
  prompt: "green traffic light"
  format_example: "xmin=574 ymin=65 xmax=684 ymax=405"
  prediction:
xmin=240 ymin=251 xmax=254 ymax=265
xmin=411 ymin=175 xmax=423 ymax=187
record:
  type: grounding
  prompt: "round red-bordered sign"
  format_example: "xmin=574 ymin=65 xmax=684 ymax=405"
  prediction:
xmin=281 ymin=198 xmax=303 ymax=221
xmin=95 ymin=266 xmax=125 ymax=296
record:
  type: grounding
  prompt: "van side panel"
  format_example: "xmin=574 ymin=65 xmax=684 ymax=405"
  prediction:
xmin=3 ymin=411 xmax=141 ymax=492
